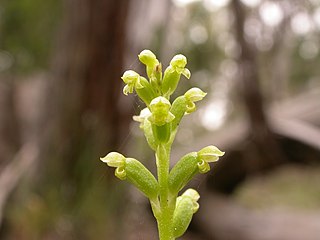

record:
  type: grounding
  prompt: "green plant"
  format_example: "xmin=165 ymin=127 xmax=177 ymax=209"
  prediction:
xmin=100 ymin=50 xmax=224 ymax=240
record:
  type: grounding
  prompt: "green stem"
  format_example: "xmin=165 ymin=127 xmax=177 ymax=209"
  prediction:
xmin=156 ymin=144 xmax=175 ymax=240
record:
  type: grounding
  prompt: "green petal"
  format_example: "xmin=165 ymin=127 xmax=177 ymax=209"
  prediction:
xmin=182 ymin=68 xmax=191 ymax=79
xmin=198 ymin=145 xmax=225 ymax=163
xmin=184 ymin=87 xmax=207 ymax=102
xmin=115 ymin=166 xmax=126 ymax=180
xmin=100 ymin=152 xmax=126 ymax=168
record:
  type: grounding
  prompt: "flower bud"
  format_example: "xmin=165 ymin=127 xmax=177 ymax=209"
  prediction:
xmin=173 ymin=189 xmax=200 ymax=238
xmin=138 ymin=50 xmax=158 ymax=66
xmin=184 ymin=87 xmax=207 ymax=113
xmin=138 ymin=49 xmax=162 ymax=90
xmin=138 ymin=50 xmax=159 ymax=77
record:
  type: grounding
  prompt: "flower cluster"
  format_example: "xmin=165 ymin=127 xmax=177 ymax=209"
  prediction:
xmin=100 ymin=50 xmax=224 ymax=240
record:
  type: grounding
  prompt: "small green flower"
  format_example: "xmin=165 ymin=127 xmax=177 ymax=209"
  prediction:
xmin=184 ymin=87 xmax=207 ymax=113
xmin=169 ymin=146 xmax=224 ymax=193
xmin=138 ymin=50 xmax=162 ymax=91
xmin=133 ymin=108 xmax=156 ymax=149
xmin=162 ymin=54 xmax=191 ymax=98
xmin=121 ymin=70 xmax=144 ymax=95
xmin=133 ymin=108 xmax=151 ymax=129
xmin=179 ymin=188 xmax=200 ymax=212
xmin=100 ymin=152 xmax=126 ymax=179
xmin=101 ymin=153 xmax=158 ymax=199
xmin=170 ymin=54 xmax=191 ymax=78
xmin=173 ymin=189 xmax=200 ymax=238
xmin=138 ymin=50 xmax=159 ymax=77
xmin=148 ymin=96 xmax=175 ymax=126
xmin=121 ymin=70 xmax=157 ymax=106
xmin=197 ymin=145 xmax=224 ymax=173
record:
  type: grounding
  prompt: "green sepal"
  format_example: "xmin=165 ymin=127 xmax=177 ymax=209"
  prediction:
xmin=168 ymin=152 xmax=198 ymax=194
xmin=172 ymin=189 xmax=200 ymax=238
xmin=125 ymin=158 xmax=159 ymax=200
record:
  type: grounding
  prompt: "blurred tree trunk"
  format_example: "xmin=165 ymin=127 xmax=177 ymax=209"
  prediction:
xmin=39 ymin=0 xmax=132 ymax=180
xmin=0 ymin=79 xmax=20 ymax=169
xmin=34 ymin=0 xmax=132 ymax=236
xmin=208 ymin=0 xmax=285 ymax=193
xmin=39 ymin=0 xmax=131 ymax=237
xmin=231 ymin=0 xmax=285 ymax=169
xmin=49 ymin=0 xmax=131 ymax=159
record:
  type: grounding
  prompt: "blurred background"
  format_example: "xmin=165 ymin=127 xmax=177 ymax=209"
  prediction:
xmin=0 ymin=0 xmax=320 ymax=239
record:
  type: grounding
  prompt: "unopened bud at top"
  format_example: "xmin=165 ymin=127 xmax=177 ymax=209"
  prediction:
xmin=138 ymin=50 xmax=159 ymax=66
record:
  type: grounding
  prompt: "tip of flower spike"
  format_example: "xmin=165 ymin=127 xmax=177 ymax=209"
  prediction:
xmin=138 ymin=49 xmax=159 ymax=65
xmin=100 ymin=152 xmax=126 ymax=168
